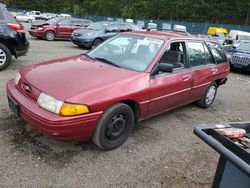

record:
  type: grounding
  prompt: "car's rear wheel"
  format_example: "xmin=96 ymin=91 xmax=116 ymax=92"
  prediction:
xmin=45 ymin=31 xmax=55 ymax=41
xmin=197 ymin=82 xmax=217 ymax=108
xmin=92 ymin=38 xmax=102 ymax=48
xmin=0 ymin=43 xmax=12 ymax=71
xmin=92 ymin=103 xmax=134 ymax=150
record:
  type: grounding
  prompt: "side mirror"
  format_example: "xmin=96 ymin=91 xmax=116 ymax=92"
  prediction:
xmin=151 ymin=63 xmax=173 ymax=76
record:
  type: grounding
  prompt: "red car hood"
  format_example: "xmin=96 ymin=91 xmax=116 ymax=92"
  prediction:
xmin=31 ymin=20 xmax=48 ymax=27
xmin=19 ymin=55 xmax=142 ymax=101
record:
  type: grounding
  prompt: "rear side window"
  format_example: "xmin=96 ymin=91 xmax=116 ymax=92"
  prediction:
xmin=187 ymin=42 xmax=214 ymax=67
xmin=206 ymin=42 xmax=227 ymax=63
xmin=106 ymin=24 xmax=119 ymax=32
xmin=71 ymin=20 xmax=83 ymax=26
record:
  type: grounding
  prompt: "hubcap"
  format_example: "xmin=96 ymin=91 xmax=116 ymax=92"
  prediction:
xmin=0 ymin=49 xmax=6 ymax=66
xmin=206 ymin=86 xmax=216 ymax=105
xmin=47 ymin=32 xmax=54 ymax=40
xmin=105 ymin=114 xmax=127 ymax=141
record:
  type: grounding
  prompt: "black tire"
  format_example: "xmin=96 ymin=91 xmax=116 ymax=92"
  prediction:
xmin=197 ymin=82 xmax=217 ymax=108
xmin=92 ymin=38 xmax=102 ymax=48
xmin=0 ymin=43 xmax=12 ymax=71
xmin=45 ymin=30 xmax=55 ymax=41
xmin=92 ymin=103 xmax=134 ymax=150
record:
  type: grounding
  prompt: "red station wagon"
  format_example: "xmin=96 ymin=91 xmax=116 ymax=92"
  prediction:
xmin=7 ymin=31 xmax=230 ymax=150
xmin=28 ymin=17 xmax=93 ymax=41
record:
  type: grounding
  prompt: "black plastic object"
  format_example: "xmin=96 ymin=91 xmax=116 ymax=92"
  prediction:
xmin=194 ymin=122 xmax=250 ymax=188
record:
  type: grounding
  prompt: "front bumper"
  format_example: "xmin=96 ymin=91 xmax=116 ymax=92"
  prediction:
xmin=230 ymin=62 xmax=250 ymax=71
xmin=28 ymin=29 xmax=45 ymax=38
xmin=6 ymin=80 xmax=103 ymax=141
xmin=71 ymin=36 xmax=93 ymax=47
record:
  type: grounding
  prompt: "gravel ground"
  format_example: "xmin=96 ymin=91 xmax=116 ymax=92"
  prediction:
xmin=0 ymin=23 xmax=250 ymax=187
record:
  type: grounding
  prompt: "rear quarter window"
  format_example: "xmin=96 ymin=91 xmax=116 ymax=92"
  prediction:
xmin=206 ymin=42 xmax=227 ymax=64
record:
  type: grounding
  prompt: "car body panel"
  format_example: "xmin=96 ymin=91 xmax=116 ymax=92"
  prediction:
xmin=29 ymin=18 xmax=93 ymax=40
xmin=0 ymin=4 xmax=29 ymax=58
xmin=71 ymin=21 xmax=139 ymax=47
xmin=7 ymin=32 xmax=229 ymax=141
xmin=225 ymin=42 xmax=250 ymax=71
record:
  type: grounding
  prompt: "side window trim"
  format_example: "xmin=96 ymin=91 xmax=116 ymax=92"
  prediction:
xmin=186 ymin=40 xmax=215 ymax=68
xmin=150 ymin=40 xmax=189 ymax=77
xmin=204 ymin=41 xmax=217 ymax=64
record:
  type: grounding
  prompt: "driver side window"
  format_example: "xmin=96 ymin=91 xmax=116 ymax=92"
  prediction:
xmin=57 ymin=19 xmax=71 ymax=26
xmin=106 ymin=25 xmax=119 ymax=33
xmin=159 ymin=42 xmax=186 ymax=70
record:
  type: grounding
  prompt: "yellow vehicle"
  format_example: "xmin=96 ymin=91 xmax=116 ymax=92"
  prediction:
xmin=207 ymin=27 xmax=228 ymax=37
xmin=11 ymin=12 xmax=17 ymax=18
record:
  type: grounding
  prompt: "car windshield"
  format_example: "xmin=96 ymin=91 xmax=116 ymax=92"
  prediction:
xmin=46 ymin=17 xmax=60 ymax=24
xmin=87 ymin=22 xmax=110 ymax=31
xmin=237 ymin=43 xmax=250 ymax=52
xmin=87 ymin=34 xmax=164 ymax=72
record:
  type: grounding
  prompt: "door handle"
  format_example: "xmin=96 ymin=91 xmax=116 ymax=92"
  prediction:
xmin=211 ymin=68 xmax=218 ymax=74
xmin=182 ymin=75 xmax=191 ymax=81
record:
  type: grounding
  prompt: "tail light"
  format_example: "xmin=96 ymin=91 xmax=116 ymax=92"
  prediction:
xmin=6 ymin=23 xmax=25 ymax=33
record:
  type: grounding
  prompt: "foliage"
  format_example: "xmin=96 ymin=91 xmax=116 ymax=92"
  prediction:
xmin=2 ymin=0 xmax=250 ymax=25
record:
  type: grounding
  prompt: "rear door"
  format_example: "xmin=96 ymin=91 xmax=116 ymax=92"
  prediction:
xmin=56 ymin=19 xmax=71 ymax=38
xmin=206 ymin=42 xmax=229 ymax=79
xmin=148 ymin=41 xmax=193 ymax=116
xmin=186 ymin=41 xmax=218 ymax=102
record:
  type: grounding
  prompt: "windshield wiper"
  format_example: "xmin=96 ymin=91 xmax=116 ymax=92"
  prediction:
xmin=95 ymin=57 xmax=120 ymax=68
xmin=84 ymin=54 xmax=96 ymax=61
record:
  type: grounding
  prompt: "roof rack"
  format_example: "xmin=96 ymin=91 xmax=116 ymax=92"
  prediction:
xmin=146 ymin=28 xmax=190 ymax=36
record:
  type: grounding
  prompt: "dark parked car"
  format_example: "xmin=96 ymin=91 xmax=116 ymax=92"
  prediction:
xmin=28 ymin=17 xmax=93 ymax=41
xmin=7 ymin=31 xmax=229 ymax=150
xmin=225 ymin=42 xmax=250 ymax=71
xmin=0 ymin=4 xmax=29 ymax=71
xmin=71 ymin=21 xmax=140 ymax=48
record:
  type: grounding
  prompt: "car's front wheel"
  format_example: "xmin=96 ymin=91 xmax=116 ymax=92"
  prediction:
xmin=197 ymin=82 xmax=217 ymax=108
xmin=92 ymin=38 xmax=102 ymax=48
xmin=92 ymin=103 xmax=134 ymax=150
xmin=45 ymin=31 xmax=55 ymax=41
xmin=0 ymin=43 xmax=12 ymax=71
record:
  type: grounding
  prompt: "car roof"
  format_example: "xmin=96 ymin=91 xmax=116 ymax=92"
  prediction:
xmin=124 ymin=30 xmax=217 ymax=43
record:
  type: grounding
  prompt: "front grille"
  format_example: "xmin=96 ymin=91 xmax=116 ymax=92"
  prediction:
xmin=231 ymin=55 xmax=250 ymax=66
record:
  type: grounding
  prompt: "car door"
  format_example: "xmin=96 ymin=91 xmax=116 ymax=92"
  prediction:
xmin=56 ymin=19 xmax=71 ymax=38
xmin=103 ymin=24 xmax=119 ymax=40
xmin=206 ymin=42 xmax=229 ymax=79
xmin=148 ymin=41 xmax=193 ymax=116
xmin=186 ymin=41 xmax=218 ymax=102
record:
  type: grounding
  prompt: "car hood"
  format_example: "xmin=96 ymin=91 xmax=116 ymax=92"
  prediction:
xmin=31 ymin=20 xmax=49 ymax=27
xmin=233 ymin=51 xmax=250 ymax=57
xmin=19 ymin=55 xmax=142 ymax=102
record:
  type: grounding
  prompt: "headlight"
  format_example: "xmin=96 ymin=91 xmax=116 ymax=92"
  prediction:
xmin=226 ymin=54 xmax=232 ymax=60
xmin=87 ymin=32 xmax=94 ymax=37
xmin=15 ymin=72 xmax=21 ymax=85
xmin=37 ymin=93 xmax=89 ymax=116
xmin=38 ymin=93 xmax=63 ymax=114
xmin=37 ymin=27 xmax=44 ymax=31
